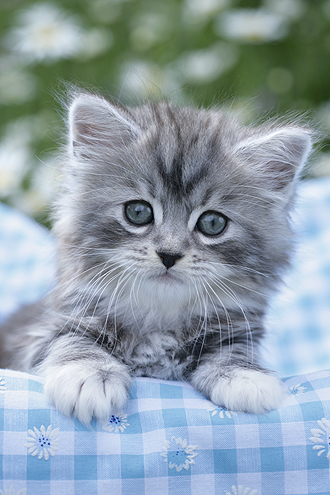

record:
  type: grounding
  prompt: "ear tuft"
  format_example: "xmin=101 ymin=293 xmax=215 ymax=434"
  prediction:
xmin=234 ymin=127 xmax=312 ymax=191
xmin=68 ymin=93 xmax=139 ymax=156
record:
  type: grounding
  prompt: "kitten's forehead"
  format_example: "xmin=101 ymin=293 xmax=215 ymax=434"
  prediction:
xmin=134 ymin=103 xmax=233 ymax=208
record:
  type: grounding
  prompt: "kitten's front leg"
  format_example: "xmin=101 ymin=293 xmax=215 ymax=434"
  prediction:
xmin=191 ymin=352 xmax=287 ymax=414
xmin=35 ymin=335 xmax=132 ymax=425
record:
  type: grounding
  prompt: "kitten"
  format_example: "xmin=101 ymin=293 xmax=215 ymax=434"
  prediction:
xmin=0 ymin=92 xmax=312 ymax=425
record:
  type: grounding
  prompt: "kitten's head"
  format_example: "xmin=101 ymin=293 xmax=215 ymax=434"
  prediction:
xmin=55 ymin=92 xmax=312 ymax=322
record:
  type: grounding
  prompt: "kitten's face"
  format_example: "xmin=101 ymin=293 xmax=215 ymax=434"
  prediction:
xmin=58 ymin=94 xmax=311 ymax=321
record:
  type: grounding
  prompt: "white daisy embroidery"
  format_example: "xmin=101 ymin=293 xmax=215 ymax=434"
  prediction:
xmin=289 ymin=383 xmax=307 ymax=396
xmin=225 ymin=485 xmax=258 ymax=495
xmin=161 ymin=436 xmax=198 ymax=472
xmin=25 ymin=425 xmax=59 ymax=460
xmin=0 ymin=487 xmax=26 ymax=495
xmin=0 ymin=378 xmax=7 ymax=393
xmin=205 ymin=401 xmax=237 ymax=419
xmin=310 ymin=418 xmax=330 ymax=459
xmin=101 ymin=413 xmax=129 ymax=433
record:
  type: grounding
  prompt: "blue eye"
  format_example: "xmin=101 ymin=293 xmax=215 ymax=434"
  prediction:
xmin=125 ymin=201 xmax=153 ymax=226
xmin=196 ymin=211 xmax=227 ymax=236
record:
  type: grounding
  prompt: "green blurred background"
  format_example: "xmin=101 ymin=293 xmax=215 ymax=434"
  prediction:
xmin=1 ymin=0 xmax=330 ymax=226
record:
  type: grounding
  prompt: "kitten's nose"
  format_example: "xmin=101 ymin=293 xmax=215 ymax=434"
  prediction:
xmin=157 ymin=251 xmax=183 ymax=270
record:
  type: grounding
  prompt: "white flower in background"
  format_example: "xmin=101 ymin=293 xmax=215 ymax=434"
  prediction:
xmin=26 ymin=425 xmax=59 ymax=460
xmin=130 ymin=13 xmax=171 ymax=51
xmin=310 ymin=418 xmax=330 ymax=459
xmin=8 ymin=113 xmax=53 ymax=142
xmin=183 ymin=0 xmax=230 ymax=25
xmin=0 ymin=58 xmax=37 ymax=105
xmin=79 ymin=28 xmax=113 ymax=59
xmin=323 ymin=0 xmax=330 ymax=21
xmin=161 ymin=436 xmax=198 ymax=472
xmin=225 ymin=486 xmax=258 ymax=495
xmin=24 ymin=156 xmax=61 ymax=213
xmin=0 ymin=132 xmax=31 ymax=196
xmin=314 ymin=105 xmax=330 ymax=175
xmin=4 ymin=3 xmax=84 ymax=63
xmin=264 ymin=0 xmax=306 ymax=21
xmin=177 ymin=42 xmax=239 ymax=84
xmin=215 ymin=8 xmax=288 ymax=43
xmin=311 ymin=152 xmax=330 ymax=178
xmin=119 ymin=61 xmax=181 ymax=100
xmin=0 ymin=487 xmax=26 ymax=495
xmin=0 ymin=114 xmax=52 ymax=198
xmin=316 ymin=101 xmax=330 ymax=132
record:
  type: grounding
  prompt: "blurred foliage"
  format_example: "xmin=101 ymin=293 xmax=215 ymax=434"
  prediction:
xmin=1 ymin=0 xmax=330 ymax=226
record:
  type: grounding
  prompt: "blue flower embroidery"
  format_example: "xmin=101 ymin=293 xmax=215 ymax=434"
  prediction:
xmin=161 ymin=436 xmax=198 ymax=472
xmin=25 ymin=425 xmax=59 ymax=460
xmin=0 ymin=487 xmax=26 ymax=495
xmin=205 ymin=400 xmax=237 ymax=419
xmin=0 ymin=378 xmax=7 ymax=393
xmin=289 ymin=383 xmax=307 ymax=396
xmin=225 ymin=486 xmax=258 ymax=495
xmin=310 ymin=418 xmax=330 ymax=459
xmin=101 ymin=413 xmax=129 ymax=433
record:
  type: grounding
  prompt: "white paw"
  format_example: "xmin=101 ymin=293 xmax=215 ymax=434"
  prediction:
xmin=210 ymin=369 xmax=287 ymax=414
xmin=43 ymin=360 xmax=132 ymax=425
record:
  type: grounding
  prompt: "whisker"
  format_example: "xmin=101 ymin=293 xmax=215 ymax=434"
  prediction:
xmin=205 ymin=260 xmax=269 ymax=278
xmin=207 ymin=277 xmax=255 ymax=363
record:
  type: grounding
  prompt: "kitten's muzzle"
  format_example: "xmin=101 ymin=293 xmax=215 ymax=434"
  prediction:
xmin=156 ymin=251 xmax=183 ymax=270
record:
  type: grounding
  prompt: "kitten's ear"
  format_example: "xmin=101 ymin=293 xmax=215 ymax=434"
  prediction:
xmin=68 ymin=94 xmax=139 ymax=156
xmin=234 ymin=127 xmax=312 ymax=193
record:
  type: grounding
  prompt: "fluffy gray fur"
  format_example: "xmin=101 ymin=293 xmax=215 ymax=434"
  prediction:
xmin=0 ymin=93 xmax=312 ymax=424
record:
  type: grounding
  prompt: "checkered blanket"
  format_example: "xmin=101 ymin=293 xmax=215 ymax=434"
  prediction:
xmin=0 ymin=202 xmax=55 ymax=324
xmin=0 ymin=178 xmax=330 ymax=494
xmin=0 ymin=368 xmax=330 ymax=495
xmin=264 ymin=178 xmax=330 ymax=376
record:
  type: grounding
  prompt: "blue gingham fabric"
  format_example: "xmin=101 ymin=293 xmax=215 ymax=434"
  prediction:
xmin=264 ymin=178 xmax=330 ymax=376
xmin=0 ymin=368 xmax=330 ymax=495
xmin=0 ymin=202 xmax=55 ymax=325
xmin=0 ymin=178 xmax=330 ymax=494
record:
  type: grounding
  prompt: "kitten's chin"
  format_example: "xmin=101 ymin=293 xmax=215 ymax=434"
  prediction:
xmin=145 ymin=272 xmax=192 ymax=309
xmin=150 ymin=271 xmax=183 ymax=286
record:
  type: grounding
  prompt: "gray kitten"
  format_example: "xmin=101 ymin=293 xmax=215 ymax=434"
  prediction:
xmin=0 ymin=92 xmax=312 ymax=424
